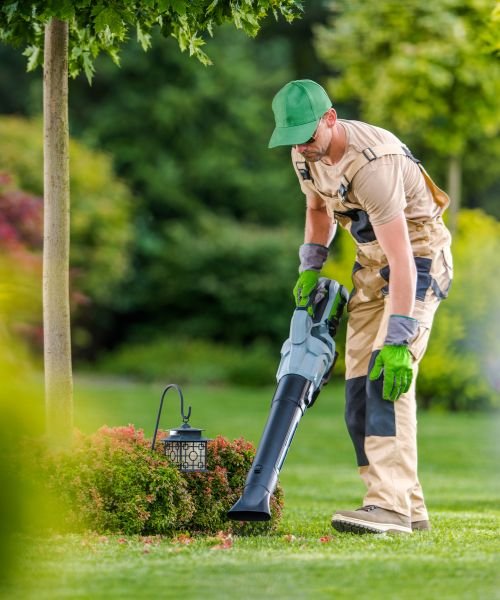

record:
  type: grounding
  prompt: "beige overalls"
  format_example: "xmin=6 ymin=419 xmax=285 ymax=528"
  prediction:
xmin=292 ymin=120 xmax=453 ymax=519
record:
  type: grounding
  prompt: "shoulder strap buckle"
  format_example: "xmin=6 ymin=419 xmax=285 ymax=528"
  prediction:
xmin=362 ymin=147 xmax=377 ymax=161
xmin=339 ymin=181 xmax=349 ymax=201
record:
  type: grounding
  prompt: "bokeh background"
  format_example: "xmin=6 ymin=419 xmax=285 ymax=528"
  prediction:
xmin=1 ymin=0 xmax=499 ymax=410
xmin=1 ymin=1 xmax=499 ymax=595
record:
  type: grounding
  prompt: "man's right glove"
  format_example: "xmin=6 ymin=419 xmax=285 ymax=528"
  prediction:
xmin=369 ymin=314 xmax=418 ymax=401
xmin=293 ymin=243 xmax=329 ymax=309
xmin=294 ymin=270 xmax=320 ymax=308
xmin=369 ymin=345 xmax=413 ymax=401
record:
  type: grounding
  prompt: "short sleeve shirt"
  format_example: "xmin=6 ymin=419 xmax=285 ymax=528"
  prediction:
xmin=291 ymin=120 xmax=439 ymax=226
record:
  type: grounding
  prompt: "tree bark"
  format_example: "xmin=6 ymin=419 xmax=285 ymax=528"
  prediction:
xmin=43 ymin=18 xmax=73 ymax=445
xmin=447 ymin=155 xmax=462 ymax=234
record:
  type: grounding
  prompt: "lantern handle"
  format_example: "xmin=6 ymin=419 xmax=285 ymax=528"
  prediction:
xmin=151 ymin=384 xmax=191 ymax=451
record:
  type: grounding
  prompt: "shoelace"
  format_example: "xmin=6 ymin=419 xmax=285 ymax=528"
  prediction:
xmin=358 ymin=505 xmax=378 ymax=512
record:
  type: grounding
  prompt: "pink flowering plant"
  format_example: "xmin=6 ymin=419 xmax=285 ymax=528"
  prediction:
xmin=34 ymin=427 xmax=284 ymax=536
xmin=39 ymin=426 xmax=194 ymax=535
xmin=182 ymin=435 xmax=284 ymax=535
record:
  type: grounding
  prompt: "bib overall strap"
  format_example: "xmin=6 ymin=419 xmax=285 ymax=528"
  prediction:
xmin=338 ymin=144 xmax=412 ymax=202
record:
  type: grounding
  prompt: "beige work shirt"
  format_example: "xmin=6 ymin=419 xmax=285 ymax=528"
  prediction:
xmin=291 ymin=119 xmax=440 ymax=226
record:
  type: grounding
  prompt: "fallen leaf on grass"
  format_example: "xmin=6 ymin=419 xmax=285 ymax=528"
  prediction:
xmin=210 ymin=531 xmax=233 ymax=550
xmin=319 ymin=536 xmax=333 ymax=543
xmin=140 ymin=536 xmax=161 ymax=546
xmin=283 ymin=534 xmax=296 ymax=543
xmin=173 ymin=534 xmax=194 ymax=546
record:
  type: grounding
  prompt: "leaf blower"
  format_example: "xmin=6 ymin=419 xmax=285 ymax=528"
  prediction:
xmin=227 ymin=278 xmax=348 ymax=522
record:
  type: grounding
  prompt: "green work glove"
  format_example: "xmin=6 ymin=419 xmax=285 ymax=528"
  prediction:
xmin=369 ymin=344 xmax=413 ymax=401
xmin=293 ymin=243 xmax=329 ymax=312
xmin=293 ymin=269 xmax=320 ymax=309
xmin=369 ymin=314 xmax=418 ymax=401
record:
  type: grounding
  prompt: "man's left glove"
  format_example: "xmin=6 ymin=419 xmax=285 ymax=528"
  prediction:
xmin=369 ymin=314 xmax=418 ymax=401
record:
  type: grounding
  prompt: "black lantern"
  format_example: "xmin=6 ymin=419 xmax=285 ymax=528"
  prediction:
xmin=151 ymin=384 xmax=211 ymax=472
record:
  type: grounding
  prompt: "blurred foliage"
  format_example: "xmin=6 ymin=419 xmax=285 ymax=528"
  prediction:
xmin=66 ymin=26 xmax=300 ymax=227
xmin=0 ymin=172 xmax=43 ymax=251
xmin=0 ymin=26 xmax=309 ymax=357
xmin=0 ymin=0 xmax=302 ymax=81
xmin=0 ymin=116 xmax=133 ymax=351
xmin=62 ymin=27 xmax=306 ymax=352
xmin=316 ymin=0 xmax=500 ymax=216
xmin=0 ymin=256 xmax=45 ymax=583
xmin=418 ymin=209 xmax=500 ymax=410
xmin=96 ymin=336 xmax=278 ymax=387
xmin=119 ymin=214 xmax=299 ymax=343
xmin=0 ymin=180 xmax=43 ymax=348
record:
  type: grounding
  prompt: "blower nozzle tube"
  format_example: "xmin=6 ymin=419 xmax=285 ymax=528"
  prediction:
xmin=227 ymin=374 xmax=311 ymax=521
xmin=227 ymin=278 xmax=348 ymax=523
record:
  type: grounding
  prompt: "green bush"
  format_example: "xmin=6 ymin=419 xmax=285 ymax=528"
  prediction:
xmin=97 ymin=336 xmax=278 ymax=387
xmin=181 ymin=435 xmax=284 ymax=535
xmin=32 ymin=427 xmax=284 ymax=535
xmin=122 ymin=214 xmax=301 ymax=346
xmin=39 ymin=426 xmax=194 ymax=535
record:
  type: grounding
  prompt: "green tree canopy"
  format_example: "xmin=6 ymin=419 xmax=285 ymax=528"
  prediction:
xmin=0 ymin=0 xmax=302 ymax=80
xmin=316 ymin=0 xmax=500 ymax=223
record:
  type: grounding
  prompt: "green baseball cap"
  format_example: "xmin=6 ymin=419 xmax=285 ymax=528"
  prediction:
xmin=268 ymin=79 xmax=332 ymax=148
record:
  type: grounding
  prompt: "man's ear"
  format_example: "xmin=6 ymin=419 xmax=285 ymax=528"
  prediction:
xmin=324 ymin=107 xmax=337 ymax=127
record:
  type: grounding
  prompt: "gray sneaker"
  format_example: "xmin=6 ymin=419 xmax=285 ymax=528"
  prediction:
xmin=411 ymin=519 xmax=431 ymax=531
xmin=331 ymin=505 xmax=412 ymax=534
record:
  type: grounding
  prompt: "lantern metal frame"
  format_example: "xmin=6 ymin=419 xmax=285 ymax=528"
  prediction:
xmin=151 ymin=384 xmax=211 ymax=473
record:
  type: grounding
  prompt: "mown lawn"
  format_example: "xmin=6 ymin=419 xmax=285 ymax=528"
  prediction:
xmin=4 ymin=375 xmax=500 ymax=599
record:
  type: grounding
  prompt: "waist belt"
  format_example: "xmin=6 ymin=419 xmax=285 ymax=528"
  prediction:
xmin=338 ymin=144 xmax=449 ymax=211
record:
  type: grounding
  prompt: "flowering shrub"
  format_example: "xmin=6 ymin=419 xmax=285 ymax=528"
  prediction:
xmin=40 ymin=425 xmax=194 ymax=535
xmin=182 ymin=435 xmax=284 ymax=535
xmin=36 ymin=427 xmax=284 ymax=536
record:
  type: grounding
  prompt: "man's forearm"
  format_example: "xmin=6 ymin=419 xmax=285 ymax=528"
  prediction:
xmin=387 ymin=259 xmax=417 ymax=316
xmin=305 ymin=206 xmax=336 ymax=246
xmin=373 ymin=213 xmax=417 ymax=318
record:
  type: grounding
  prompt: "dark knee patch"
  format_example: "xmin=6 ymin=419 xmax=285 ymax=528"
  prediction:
xmin=345 ymin=377 xmax=369 ymax=466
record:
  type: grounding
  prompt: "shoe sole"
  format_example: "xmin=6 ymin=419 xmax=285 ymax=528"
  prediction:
xmin=332 ymin=514 xmax=412 ymax=535
xmin=411 ymin=522 xmax=431 ymax=531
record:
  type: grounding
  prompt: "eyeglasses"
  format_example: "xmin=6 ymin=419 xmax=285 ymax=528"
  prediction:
xmin=301 ymin=119 xmax=322 ymax=145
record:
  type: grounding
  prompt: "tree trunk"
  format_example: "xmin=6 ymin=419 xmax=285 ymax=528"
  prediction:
xmin=447 ymin=155 xmax=462 ymax=234
xmin=43 ymin=18 xmax=73 ymax=446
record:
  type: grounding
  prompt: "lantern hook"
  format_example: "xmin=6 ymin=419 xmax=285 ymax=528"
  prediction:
xmin=151 ymin=383 xmax=192 ymax=451
xmin=179 ymin=388 xmax=192 ymax=423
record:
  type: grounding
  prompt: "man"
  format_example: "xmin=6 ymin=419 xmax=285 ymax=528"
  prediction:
xmin=269 ymin=79 xmax=453 ymax=535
